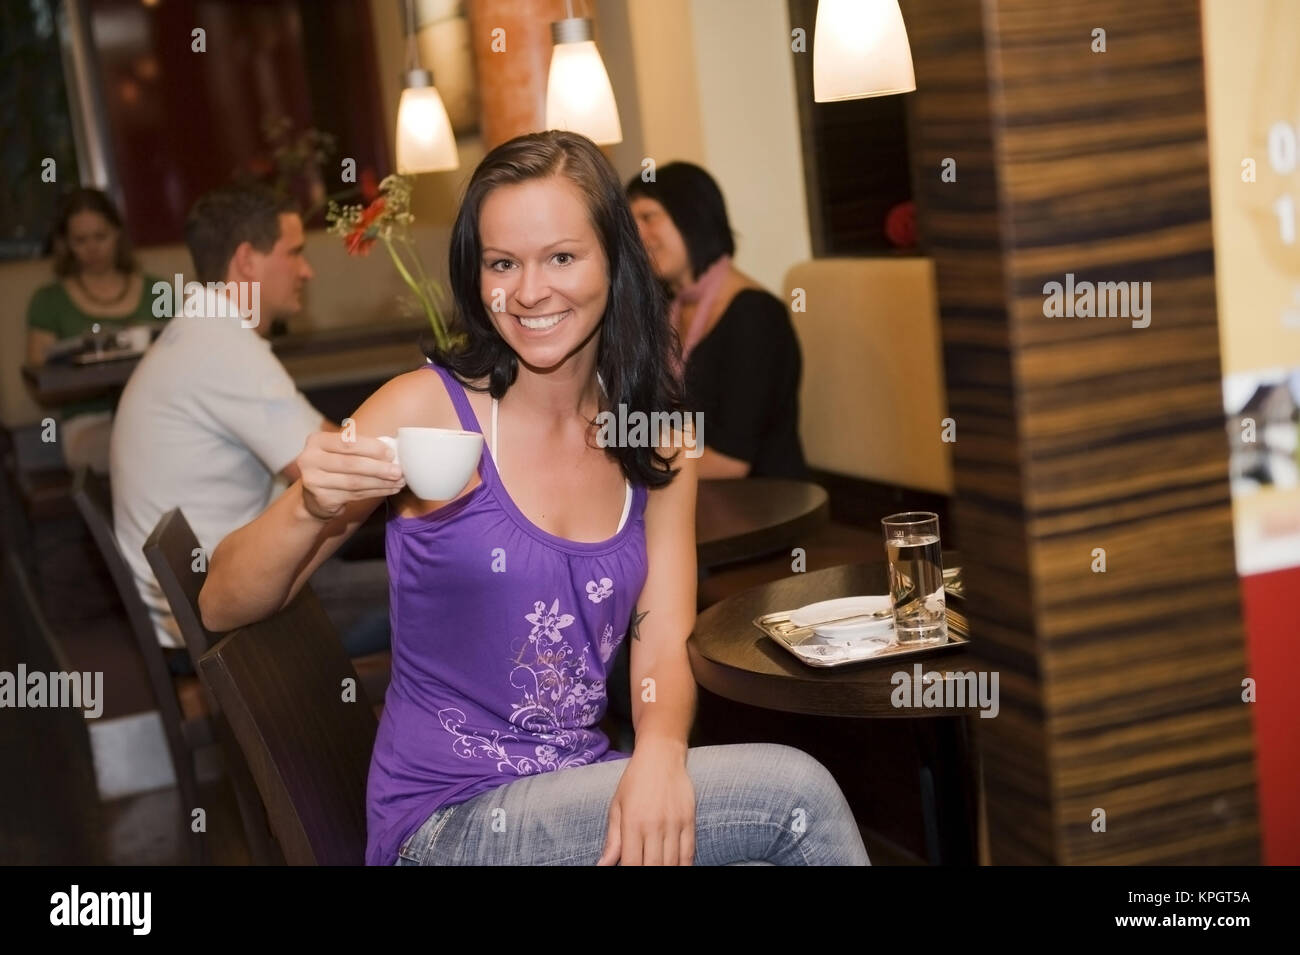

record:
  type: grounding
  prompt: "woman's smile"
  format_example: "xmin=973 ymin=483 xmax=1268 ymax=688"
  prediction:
xmin=515 ymin=308 xmax=571 ymax=331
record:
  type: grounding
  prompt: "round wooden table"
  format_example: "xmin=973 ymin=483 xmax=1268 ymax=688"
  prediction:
xmin=689 ymin=560 xmax=978 ymax=717
xmin=694 ymin=478 xmax=829 ymax=568
xmin=687 ymin=560 xmax=982 ymax=863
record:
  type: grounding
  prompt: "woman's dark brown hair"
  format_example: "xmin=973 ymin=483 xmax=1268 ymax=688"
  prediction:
xmin=433 ymin=130 xmax=685 ymax=489
xmin=626 ymin=161 xmax=735 ymax=282
xmin=51 ymin=188 xmax=136 ymax=277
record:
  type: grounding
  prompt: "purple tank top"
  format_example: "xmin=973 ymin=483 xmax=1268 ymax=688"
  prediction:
xmin=365 ymin=363 xmax=648 ymax=865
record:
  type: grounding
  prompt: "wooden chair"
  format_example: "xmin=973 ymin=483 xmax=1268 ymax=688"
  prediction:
xmin=143 ymin=506 xmax=392 ymax=708
xmin=0 ymin=429 xmax=70 ymax=570
xmin=6 ymin=550 xmax=75 ymax=675
xmin=4 ymin=551 xmax=103 ymax=862
xmin=197 ymin=585 xmax=379 ymax=865
xmin=144 ymin=507 xmax=284 ymax=865
xmin=2 ymin=425 xmax=77 ymax=525
xmin=142 ymin=508 xmax=221 ymax=670
xmin=70 ymin=469 xmax=211 ymax=864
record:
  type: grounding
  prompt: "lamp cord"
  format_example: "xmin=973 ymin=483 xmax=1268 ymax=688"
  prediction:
xmin=405 ymin=0 xmax=418 ymax=72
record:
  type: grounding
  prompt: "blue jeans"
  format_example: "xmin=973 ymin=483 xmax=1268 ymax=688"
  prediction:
xmin=395 ymin=743 xmax=870 ymax=866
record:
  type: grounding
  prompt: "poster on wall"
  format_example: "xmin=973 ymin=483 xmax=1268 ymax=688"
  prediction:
xmin=1204 ymin=0 xmax=1300 ymax=866
xmin=1207 ymin=0 xmax=1300 ymax=576
xmin=1224 ymin=369 xmax=1300 ymax=574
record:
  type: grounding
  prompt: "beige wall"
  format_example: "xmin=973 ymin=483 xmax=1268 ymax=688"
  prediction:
xmin=619 ymin=0 xmax=812 ymax=294
xmin=688 ymin=0 xmax=811 ymax=294
xmin=624 ymin=0 xmax=705 ymax=166
xmin=594 ymin=0 xmax=648 ymax=178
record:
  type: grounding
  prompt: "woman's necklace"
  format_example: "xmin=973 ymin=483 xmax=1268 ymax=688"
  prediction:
xmin=73 ymin=271 xmax=130 ymax=307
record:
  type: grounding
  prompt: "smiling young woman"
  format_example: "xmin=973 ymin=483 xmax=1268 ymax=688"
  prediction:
xmin=199 ymin=130 xmax=868 ymax=867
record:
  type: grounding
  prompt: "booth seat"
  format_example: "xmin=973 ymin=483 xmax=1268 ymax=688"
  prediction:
xmin=783 ymin=257 xmax=953 ymax=496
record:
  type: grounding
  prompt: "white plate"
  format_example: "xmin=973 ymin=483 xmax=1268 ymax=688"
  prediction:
xmin=787 ymin=595 xmax=894 ymax=644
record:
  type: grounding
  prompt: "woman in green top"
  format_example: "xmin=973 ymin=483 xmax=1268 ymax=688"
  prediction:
xmin=26 ymin=188 xmax=163 ymax=474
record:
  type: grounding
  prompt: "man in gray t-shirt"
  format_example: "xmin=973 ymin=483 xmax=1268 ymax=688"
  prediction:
xmin=110 ymin=185 xmax=383 ymax=655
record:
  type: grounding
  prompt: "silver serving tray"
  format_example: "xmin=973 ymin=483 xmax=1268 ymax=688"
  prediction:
xmin=755 ymin=581 xmax=969 ymax=669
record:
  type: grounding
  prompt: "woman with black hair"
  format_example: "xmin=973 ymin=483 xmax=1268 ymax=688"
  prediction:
xmin=200 ymin=131 xmax=866 ymax=866
xmin=25 ymin=188 xmax=164 ymax=473
xmin=628 ymin=162 xmax=807 ymax=480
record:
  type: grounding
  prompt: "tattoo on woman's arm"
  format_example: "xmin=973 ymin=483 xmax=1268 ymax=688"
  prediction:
xmin=629 ymin=607 xmax=649 ymax=641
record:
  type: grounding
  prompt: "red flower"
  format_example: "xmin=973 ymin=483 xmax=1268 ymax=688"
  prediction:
xmin=360 ymin=167 xmax=380 ymax=203
xmin=245 ymin=155 xmax=275 ymax=178
xmin=345 ymin=197 xmax=386 ymax=256
xmin=885 ymin=200 xmax=918 ymax=249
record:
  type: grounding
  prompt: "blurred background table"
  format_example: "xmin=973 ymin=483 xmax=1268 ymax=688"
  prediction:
xmin=695 ymin=477 xmax=829 ymax=568
xmin=21 ymin=321 xmax=428 ymax=412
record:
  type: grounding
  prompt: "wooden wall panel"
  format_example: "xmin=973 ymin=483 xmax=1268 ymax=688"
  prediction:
xmin=905 ymin=0 xmax=1259 ymax=863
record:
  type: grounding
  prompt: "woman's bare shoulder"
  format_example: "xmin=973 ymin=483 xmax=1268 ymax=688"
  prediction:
xmin=352 ymin=365 xmax=463 ymax=434
xmin=644 ymin=445 xmax=697 ymax=528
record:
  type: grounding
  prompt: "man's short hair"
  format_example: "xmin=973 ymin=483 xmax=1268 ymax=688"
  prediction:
xmin=184 ymin=184 xmax=297 ymax=283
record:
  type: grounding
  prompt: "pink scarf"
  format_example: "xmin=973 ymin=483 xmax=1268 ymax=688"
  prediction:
xmin=668 ymin=255 xmax=731 ymax=375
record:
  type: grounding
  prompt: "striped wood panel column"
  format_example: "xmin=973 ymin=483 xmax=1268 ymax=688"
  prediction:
xmin=904 ymin=0 xmax=1259 ymax=863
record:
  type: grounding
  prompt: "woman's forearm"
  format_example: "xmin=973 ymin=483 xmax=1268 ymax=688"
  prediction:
xmin=199 ymin=482 xmax=334 ymax=631
xmin=27 ymin=330 xmax=54 ymax=366
xmin=630 ymin=645 xmax=697 ymax=755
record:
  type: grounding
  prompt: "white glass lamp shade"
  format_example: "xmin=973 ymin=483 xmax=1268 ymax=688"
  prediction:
xmin=395 ymin=76 xmax=459 ymax=174
xmin=813 ymin=0 xmax=916 ymax=102
xmin=546 ymin=39 xmax=623 ymax=145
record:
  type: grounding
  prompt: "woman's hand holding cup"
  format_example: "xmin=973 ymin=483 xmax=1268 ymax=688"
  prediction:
xmin=298 ymin=431 xmax=406 ymax=521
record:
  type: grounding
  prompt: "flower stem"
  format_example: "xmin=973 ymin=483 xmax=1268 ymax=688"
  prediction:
xmin=384 ymin=236 xmax=448 ymax=351
xmin=398 ymin=235 xmax=450 ymax=339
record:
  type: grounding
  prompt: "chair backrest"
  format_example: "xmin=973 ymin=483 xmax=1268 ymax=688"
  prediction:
xmin=70 ymin=469 xmax=204 ymax=827
xmin=143 ymin=506 xmax=286 ymax=865
xmin=142 ymin=508 xmax=220 ymax=670
xmin=71 ymin=468 xmax=162 ymax=655
xmin=69 ymin=467 xmax=211 ymax=867
xmin=197 ymin=585 xmax=378 ymax=865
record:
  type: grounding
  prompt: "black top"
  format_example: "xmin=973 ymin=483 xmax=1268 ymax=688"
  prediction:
xmin=683 ymin=288 xmax=808 ymax=479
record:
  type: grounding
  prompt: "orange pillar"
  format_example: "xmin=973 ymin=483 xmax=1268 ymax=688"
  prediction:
xmin=469 ymin=0 xmax=579 ymax=150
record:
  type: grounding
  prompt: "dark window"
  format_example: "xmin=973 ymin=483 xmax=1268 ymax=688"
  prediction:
xmin=83 ymin=0 xmax=391 ymax=245
xmin=0 ymin=0 xmax=80 ymax=260
xmin=787 ymin=0 xmax=916 ymax=256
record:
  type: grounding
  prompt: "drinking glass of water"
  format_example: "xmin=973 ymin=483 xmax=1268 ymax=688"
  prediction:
xmin=881 ymin=512 xmax=947 ymax=645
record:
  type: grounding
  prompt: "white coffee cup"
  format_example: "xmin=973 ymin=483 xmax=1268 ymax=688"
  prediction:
xmin=377 ymin=427 xmax=483 ymax=501
xmin=118 ymin=325 xmax=153 ymax=353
